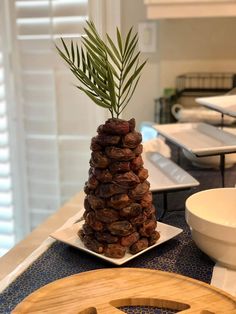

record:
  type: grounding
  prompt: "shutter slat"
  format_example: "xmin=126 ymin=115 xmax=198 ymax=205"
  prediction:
xmin=0 ymin=192 xmax=12 ymax=206
xmin=19 ymin=38 xmax=52 ymax=52
xmin=25 ymin=119 xmax=57 ymax=135
xmin=0 ymin=84 xmax=5 ymax=99
xmin=29 ymin=195 xmax=60 ymax=210
xmin=27 ymin=151 xmax=57 ymax=165
xmin=20 ymin=51 xmax=55 ymax=69
xmin=22 ymin=71 xmax=54 ymax=86
xmin=0 ymin=100 xmax=7 ymax=116
xmin=24 ymin=104 xmax=55 ymax=120
xmin=61 ymin=182 xmax=84 ymax=200
xmin=30 ymin=209 xmax=52 ymax=230
xmin=0 ymin=148 xmax=10 ymax=162
xmin=29 ymin=180 xmax=59 ymax=196
xmin=0 ymin=116 xmax=8 ymax=131
xmin=0 ymin=69 xmax=4 ymax=85
xmin=0 ymin=177 xmax=12 ymax=191
xmin=23 ymin=86 xmax=54 ymax=103
xmin=28 ymin=166 xmax=59 ymax=181
xmin=0 ymin=234 xmax=15 ymax=248
xmin=16 ymin=7 xmax=50 ymax=19
xmin=17 ymin=20 xmax=51 ymax=36
xmin=0 ymin=132 xmax=9 ymax=147
xmin=0 ymin=163 xmax=10 ymax=175
xmin=0 ymin=221 xmax=14 ymax=234
xmin=53 ymin=18 xmax=87 ymax=36
xmin=0 ymin=206 xmax=13 ymax=221
xmin=52 ymin=0 xmax=87 ymax=17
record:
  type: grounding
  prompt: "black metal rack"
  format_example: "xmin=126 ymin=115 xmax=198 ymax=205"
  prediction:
xmin=155 ymin=72 xmax=236 ymax=124
xmin=176 ymin=72 xmax=236 ymax=97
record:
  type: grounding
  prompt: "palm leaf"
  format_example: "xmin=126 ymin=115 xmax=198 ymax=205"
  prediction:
xmin=81 ymin=47 xmax=86 ymax=73
xmin=120 ymin=76 xmax=141 ymax=113
xmin=120 ymin=75 xmax=141 ymax=107
xmin=83 ymin=29 xmax=104 ymax=51
xmin=107 ymin=62 xmax=120 ymax=80
xmin=87 ymin=52 xmax=92 ymax=81
xmin=116 ymin=27 xmax=123 ymax=56
xmin=122 ymin=60 xmax=146 ymax=94
xmin=82 ymin=36 xmax=105 ymax=58
xmin=124 ymin=27 xmax=133 ymax=55
xmin=122 ymin=51 xmax=140 ymax=81
xmin=106 ymin=33 xmax=121 ymax=61
xmin=123 ymin=34 xmax=138 ymax=64
xmin=86 ymin=21 xmax=103 ymax=43
xmin=57 ymin=44 xmax=110 ymax=100
xmin=87 ymin=53 xmax=107 ymax=78
xmin=84 ymin=63 xmax=109 ymax=91
xmin=78 ymin=86 xmax=111 ymax=109
xmin=76 ymin=43 xmax=80 ymax=68
xmin=56 ymin=45 xmax=76 ymax=70
xmin=56 ymin=21 xmax=146 ymax=118
xmin=82 ymin=42 xmax=107 ymax=69
xmin=104 ymin=43 xmax=122 ymax=71
xmin=60 ymin=38 xmax=70 ymax=58
xmin=70 ymin=41 xmax=75 ymax=63
xmin=71 ymin=66 xmax=111 ymax=101
xmin=107 ymin=66 xmax=117 ymax=112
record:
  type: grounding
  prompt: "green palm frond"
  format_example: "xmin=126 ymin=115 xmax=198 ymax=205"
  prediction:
xmin=55 ymin=20 xmax=146 ymax=118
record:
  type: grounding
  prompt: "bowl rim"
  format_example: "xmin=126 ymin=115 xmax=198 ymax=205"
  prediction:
xmin=185 ymin=188 xmax=236 ymax=229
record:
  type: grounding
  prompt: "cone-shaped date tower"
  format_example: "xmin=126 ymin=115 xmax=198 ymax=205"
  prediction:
xmin=79 ymin=118 xmax=160 ymax=258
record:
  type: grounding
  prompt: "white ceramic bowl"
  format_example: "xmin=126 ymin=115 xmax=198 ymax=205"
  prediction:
xmin=185 ymin=188 xmax=236 ymax=269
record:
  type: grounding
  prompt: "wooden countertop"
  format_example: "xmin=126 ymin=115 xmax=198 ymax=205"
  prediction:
xmin=0 ymin=191 xmax=85 ymax=282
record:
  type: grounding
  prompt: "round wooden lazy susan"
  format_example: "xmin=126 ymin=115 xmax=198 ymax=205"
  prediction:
xmin=13 ymin=268 xmax=236 ymax=313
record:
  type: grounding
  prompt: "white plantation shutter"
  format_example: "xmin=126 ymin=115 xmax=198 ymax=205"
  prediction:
xmin=13 ymin=0 xmax=107 ymax=230
xmin=0 ymin=3 xmax=15 ymax=256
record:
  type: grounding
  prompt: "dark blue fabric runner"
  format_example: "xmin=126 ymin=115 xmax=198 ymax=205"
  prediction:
xmin=0 ymin=211 xmax=214 ymax=313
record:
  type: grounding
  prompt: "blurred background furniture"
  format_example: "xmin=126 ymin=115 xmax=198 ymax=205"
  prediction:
xmin=155 ymin=72 xmax=236 ymax=125
xmin=153 ymin=122 xmax=236 ymax=187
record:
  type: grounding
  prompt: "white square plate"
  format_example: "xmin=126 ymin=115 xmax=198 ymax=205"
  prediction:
xmin=144 ymin=152 xmax=199 ymax=192
xmin=196 ymin=95 xmax=236 ymax=118
xmin=154 ymin=122 xmax=236 ymax=156
xmin=50 ymin=220 xmax=183 ymax=266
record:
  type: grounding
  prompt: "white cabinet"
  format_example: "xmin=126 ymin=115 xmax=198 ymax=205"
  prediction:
xmin=145 ymin=0 xmax=236 ymax=19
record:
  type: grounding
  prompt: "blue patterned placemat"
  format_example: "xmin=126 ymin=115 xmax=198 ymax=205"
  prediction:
xmin=0 ymin=211 xmax=214 ymax=313
xmin=118 ymin=306 xmax=179 ymax=314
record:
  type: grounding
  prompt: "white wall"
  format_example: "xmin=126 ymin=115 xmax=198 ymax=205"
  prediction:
xmin=121 ymin=0 xmax=160 ymax=128
xmin=158 ymin=18 xmax=236 ymax=92
xmin=121 ymin=0 xmax=236 ymax=128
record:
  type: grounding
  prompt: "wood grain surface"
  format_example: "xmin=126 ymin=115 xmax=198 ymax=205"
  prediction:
xmin=13 ymin=268 xmax=236 ymax=313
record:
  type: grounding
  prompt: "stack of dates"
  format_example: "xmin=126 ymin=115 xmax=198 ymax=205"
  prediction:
xmin=79 ymin=118 xmax=160 ymax=258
